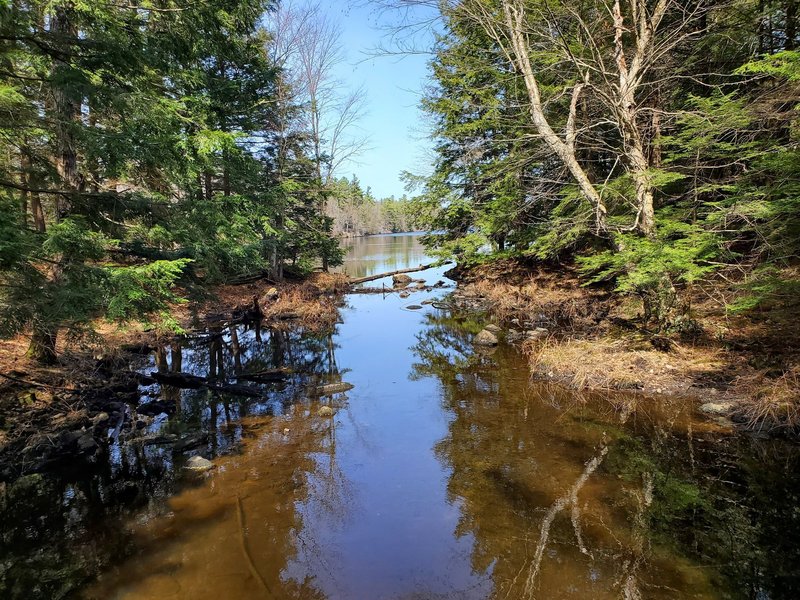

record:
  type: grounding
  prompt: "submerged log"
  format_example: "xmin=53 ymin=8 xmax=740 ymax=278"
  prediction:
xmin=311 ymin=382 xmax=354 ymax=396
xmin=348 ymin=262 xmax=451 ymax=287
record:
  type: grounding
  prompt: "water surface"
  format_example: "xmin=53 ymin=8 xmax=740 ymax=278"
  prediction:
xmin=2 ymin=234 xmax=799 ymax=599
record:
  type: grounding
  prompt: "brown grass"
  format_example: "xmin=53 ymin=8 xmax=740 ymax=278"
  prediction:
xmin=733 ymin=367 xmax=800 ymax=431
xmin=0 ymin=273 xmax=350 ymax=390
xmin=260 ymin=273 xmax=347 ymax=331
xmin=523 ymin=335 xmax=731 ymax=396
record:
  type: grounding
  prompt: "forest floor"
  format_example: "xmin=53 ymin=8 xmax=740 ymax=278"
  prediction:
xmin=0 ymin=272 xmax=349 ymax=480
xmin=448 ymin=259 xmax=800 ymax=434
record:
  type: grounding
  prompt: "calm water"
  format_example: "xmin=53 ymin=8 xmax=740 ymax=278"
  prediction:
xmin=2 ymin=233 xmax=799 ymax=599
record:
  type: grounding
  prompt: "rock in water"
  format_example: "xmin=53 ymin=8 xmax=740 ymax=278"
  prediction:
xmin=399 ymin=291 xmax=410 ymax=298
xmin=474 ymin=329 xmax=499 ymax=346
xmin=185 ymin=456 xmax=214 ymax=472
xmin=318 ymin=406 xmax=334 ymax=417
xmin=700 ymin=401 xmax=734 ymax=415
xmin=406 ymin=305 xmax=423 ymax=310
xmin=392 ymin=274 xmax=413 ymax=287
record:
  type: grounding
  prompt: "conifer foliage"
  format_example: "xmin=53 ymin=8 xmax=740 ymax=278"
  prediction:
xmin=0 ymin=1 xmax=345 ymax=361
xmin=411 ymin=0 xmax=799 ymax=329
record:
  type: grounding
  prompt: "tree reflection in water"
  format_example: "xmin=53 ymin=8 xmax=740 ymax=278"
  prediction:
xmin=411 ymin=309 xmax=800 ymax=599
xmin=2 ymin=321 xmax=350 ymax=600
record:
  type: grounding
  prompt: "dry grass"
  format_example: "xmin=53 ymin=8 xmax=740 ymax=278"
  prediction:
xmin=734 ymin=367 xmax=800 ymax=431
xmin=0 ymin=273 xmax=350 ymax=387
xmin=260 ymin=274 xmax=347 ymax=331
xmin=523 ymin=335 xmax=731 ymax=396
xmin=460 ymin=261 xmax=610 ymax=333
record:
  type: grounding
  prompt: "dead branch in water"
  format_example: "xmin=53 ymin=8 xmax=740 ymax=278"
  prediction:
xmin=348 ymin=261 xmax=450 ymax=286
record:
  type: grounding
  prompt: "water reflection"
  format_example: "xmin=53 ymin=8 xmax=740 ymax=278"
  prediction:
xmin=411 ymin=310 xmax=800 ymax=599
xmin=338 ymin=233 xmax=429 ymax=279
xmin=0 ymin=321 xmax=348 ymax=599
xmin=84 ymin=405 xmax=339 ymax=599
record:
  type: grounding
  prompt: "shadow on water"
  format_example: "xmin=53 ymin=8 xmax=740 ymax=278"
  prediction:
xmin=2 ymin=233 xmax=799 ymax=599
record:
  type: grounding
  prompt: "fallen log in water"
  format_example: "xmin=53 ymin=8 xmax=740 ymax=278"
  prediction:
xmin=149 ymin=371 xmax=262 ymax=397
xmin=348 ymin=261 xmax=450 ymax=287
xmin=237 ymin=368 xmax=291 ymax=383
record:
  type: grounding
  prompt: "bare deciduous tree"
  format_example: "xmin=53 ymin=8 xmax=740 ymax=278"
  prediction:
xmin=267 ymin=1 xmax=370 ymax=185
xmin=375 ymin=0 xmax=710 ymax=237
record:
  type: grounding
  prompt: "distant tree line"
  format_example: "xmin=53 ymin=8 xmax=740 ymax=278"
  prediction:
xmin=325 ymin=176 xmax=424 ymax=237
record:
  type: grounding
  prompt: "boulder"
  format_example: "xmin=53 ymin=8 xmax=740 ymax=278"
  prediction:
xmin=506 ymin=329 xmax=524 ymax=342
xmin=77 ymin=434 xmax=99 ymax=455
xmin=525 ymin=328 xmax=549 ymax=341
xmin=262 ymin=287 xmax=279 ymax=302
xmin=92 ymin=412 xmax=110 ymax=426
xmin=484 ymin=324 xmax=502 ymax=334
xmin=392 ymin=274 xmax=413 ymax=287
xmin=474 ymin=329 xmax=499 ymax=346
xmin=317 ymin=406 xmax=334 ymax=418
xmin=185 ymin=456 xmax=214 ymax=472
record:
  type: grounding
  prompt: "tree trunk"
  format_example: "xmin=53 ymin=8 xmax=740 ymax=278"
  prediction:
xmin=502 ymin=3 xmax=608 ymax=233
xmin=26 ymin=325 xmax=58 ymax=364
xmin=51 ymin=4 xmax=79 ymax=219
xmin=612 ymin=0 xmax=658 ymax=237
xmin=787 ymin=0 xmax=797 ymax=50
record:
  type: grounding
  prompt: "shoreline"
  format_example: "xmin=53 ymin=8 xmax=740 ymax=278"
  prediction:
xmin=2 ymin=255 xmax=797 ymax=482
xmin=0 ymin=273 xmax=349 ymax=482
xmin=445 ymin=259 xmax=800 ymax=436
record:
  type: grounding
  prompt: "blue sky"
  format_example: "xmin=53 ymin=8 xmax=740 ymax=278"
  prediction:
xmin=325 ymin=1 xmax=437 ymax=199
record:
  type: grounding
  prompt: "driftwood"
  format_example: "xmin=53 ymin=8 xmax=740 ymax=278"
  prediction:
xmin=311 ymin=382 xmax=354 ymax=396
xmin=348 ymin=261 xmax=450 ymax=286
xmin=150 ymin=371 xmax=262 ymax=397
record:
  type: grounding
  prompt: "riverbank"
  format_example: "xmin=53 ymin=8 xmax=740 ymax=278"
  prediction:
xmin=446 ymin=258 xmax=800 ymax=433
xmin=0 ymin=273 xmax=348 ymax=481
